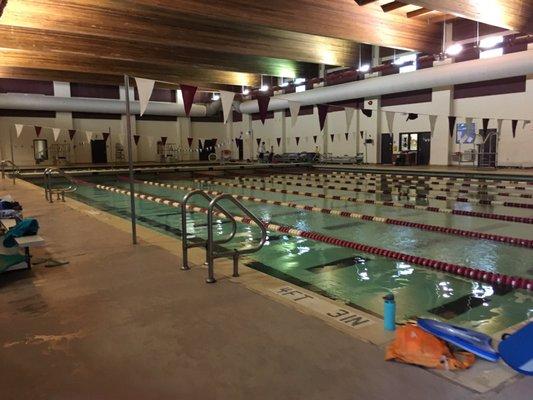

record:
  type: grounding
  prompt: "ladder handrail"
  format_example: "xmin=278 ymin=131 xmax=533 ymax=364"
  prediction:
xmin=206 ymin=193 xmax=267 ymax=283
xmin=180 ymin=190 xmax=238 ymax=271
xmin=44 ymin=167 xmax=78 ymax=202
xmin=1 ymin=160 xmax=20 ymax=183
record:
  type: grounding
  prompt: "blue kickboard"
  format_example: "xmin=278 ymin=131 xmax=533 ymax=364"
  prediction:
xmin=417 ymin=318 xmax=499 ymax=362
xmin=498 ymin=322 xmax=533 ymax=376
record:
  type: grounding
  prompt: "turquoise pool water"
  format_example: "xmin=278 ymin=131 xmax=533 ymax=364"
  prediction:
xmin=54 ymin=173 xmax=532 ymax=335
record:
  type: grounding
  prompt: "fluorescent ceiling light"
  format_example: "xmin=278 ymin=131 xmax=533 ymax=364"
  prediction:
xmin=211 ymin=93 xmax=220 ymax=101
xmin=480 ymin=47 xmax=503 ymax=59
xmin=445 ymin=43 xmax=463 ymax=56
xmin=358 ymin=64 xmax=370 ymax=73
xmin=242 ymin=88 xmax=250 ymax=95
xmin=295 ymin=85 xmax=306 ymax=93
xmin=479 ymin=36 xmax=503 ymax=49
xmin=260 ymin=85 xmax=269 ymax=92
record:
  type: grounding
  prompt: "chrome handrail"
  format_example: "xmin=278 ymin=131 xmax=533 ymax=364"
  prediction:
xmin=1 ymin=160 xmax=20 ymax=184
xmin=44 ymin=167 xmax=78 ymax=203
xmin=181 ymin=190 xmax=237 ymax=271
xmin=206 ymin=193 xmax=267 ymax=283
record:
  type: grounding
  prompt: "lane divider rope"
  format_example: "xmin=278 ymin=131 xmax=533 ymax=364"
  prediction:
xmin=139 ymin=179 xmax=533 ymax=249
xmin=194 ymin=178 xmax=533 ymax=225
xmin=235 ymin=177 xmax=533 ymax=209
xmin=93 ymin=183 xmax=532 ymax=291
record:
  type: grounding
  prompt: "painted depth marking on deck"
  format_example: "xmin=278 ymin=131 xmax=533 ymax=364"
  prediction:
xmin=272 ymin=286 xmax=374 ymax=330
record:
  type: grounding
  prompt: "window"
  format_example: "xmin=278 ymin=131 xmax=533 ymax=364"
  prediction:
xmin=480 ymin=48 xmax=503 ymax=59
xmin=295 ymin=85 xmax=306 ymax=93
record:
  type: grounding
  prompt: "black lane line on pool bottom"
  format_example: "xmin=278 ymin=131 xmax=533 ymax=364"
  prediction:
xmin=429 ymin=285 xmax=513 ymax=320
xmin=307 ymin=257 xmax=365 ymax=274
xmin=324 ymin=221 xmax=364 ymax=230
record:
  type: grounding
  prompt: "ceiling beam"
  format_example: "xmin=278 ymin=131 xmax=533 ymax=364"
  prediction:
xmin=1 ymin=0 xmax=441 ymax=52
xmin=354 ymin=0 xmax=378 ymax=5
xmin=406 ymin=1 xmax=533 ymax=33
xmin=381 ymin=1 xmax=407 ymax=13
xmin=406 ymin=8 xmax=433 ymax=18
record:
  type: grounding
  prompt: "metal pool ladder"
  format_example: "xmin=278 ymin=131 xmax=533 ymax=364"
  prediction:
xmin=43 ymin=167 xmax=78 ymax=203
xmin=181 ymin=190 xmax=267 ymax=283
xmin=1 ymin=160 xmax=20 ymax=184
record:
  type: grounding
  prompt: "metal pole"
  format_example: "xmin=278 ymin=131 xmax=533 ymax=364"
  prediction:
xmin=124 ymin=74 xmax=137 ymax=244
xmin=9 ymin=126 xmax=16 ymax=185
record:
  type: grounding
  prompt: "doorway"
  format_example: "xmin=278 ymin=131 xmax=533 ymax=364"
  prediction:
xmin=399 ymin=132 xmax=431 ymax=166
xmin=380 ymin=133 xmax=393 ymax=164
xmin=91 ymin=140 xmax=108 ymax=163
xmin=236 ymin=138 xmax=244 ymax=161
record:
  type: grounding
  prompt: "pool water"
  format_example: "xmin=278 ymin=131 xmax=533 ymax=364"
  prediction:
xmin=53 ymin=172 xmax=532 ymax=335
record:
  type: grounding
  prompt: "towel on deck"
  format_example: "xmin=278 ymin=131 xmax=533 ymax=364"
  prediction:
xmin=3 ymin=218 xmax=39 ymax=248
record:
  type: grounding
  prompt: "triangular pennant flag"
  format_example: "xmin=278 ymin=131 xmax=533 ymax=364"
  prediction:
xmin=35 ymin=126 xmax=42 ymax=137
xmin=180 ymin=84 xmax=198 ymax=117
xmin=318 ymin=105 xmax=329 ymax=131
xmin=52 ymin=128 xmax=61 ymax=142
xmin=345 ymin=132 xmax=349 ymax=141
xmin=15 ymin=124 xmax=23 ymax=138
xmin=161 ymin=136 xmax=167 ymax=145
xmin=134 ymin=77 xmax=155 ymax=117
xmin=512 ymin=120 xmax=518 ymax=138
xmin=295 ymin=137 xmax=300 ymax=146
xmin=482 ymin=118 xmax=490 ymax=135
xmin=362 ymin=109 xmax=372 ymax=118
xmin=406 ymin=113 xmax=418 ymax=121
xmin=428 ymin=115 xmax=437 ymax=135
xmin=288 ymin=101 xmax=301 ymax=127
xmin=448 ymin=116 xmax=456 ymax=138
xmin=256 ymin=138 xmax=261 ymax=147
xmin=212 ymin=138 xmax=218 ymax=146
xmin=102 ymin=132 xmax=110 ymax=142
xmin=257 ymin=95 xmax=270 ymax=125
xmin=330 ymin=134 xmax=334 ymax=142
xmin=345 ymin=107 xmax=355 ymax=129
xmin=85 ymin=131 xmax=92 ymax=142
xmin=385 ymin=111 xmax=395 ymax=133
xmin=199 ymin=139 xmax=204 ymax=149
xmin=313 ymin=135 xmax=318 ymax=143
xmin=220 ymin=91 xmax=235 ymax=124
xmin=360 ymin=131 xmax=364 ymax=139
xmin=134 ymin=135 xmax=140 ymax=145
xmin=69 ymin=129 xmax=76 ymax=141
xmin=187 ymin=137 xmax=193 ymax=147
xmin=523 ymin=120 xmax=530 ymax=129
xmin=497 ymin=119 xmax=503 ymax=136
xmin=276 ymin=137 xmax=281 ymax=146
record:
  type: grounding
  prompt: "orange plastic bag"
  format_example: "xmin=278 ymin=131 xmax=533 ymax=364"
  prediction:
xmin=385 ymin=325 xmax=475 ymax=370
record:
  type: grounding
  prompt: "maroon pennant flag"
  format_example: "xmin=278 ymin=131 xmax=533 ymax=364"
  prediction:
xmin=330 ymin=134 xmax=334 ymax=142
xmin=161 ymin=136 xmax=167 ymax=145
xmin=35 ymin=126 xmax=42 ymax=137
xmin=212 ymin=138 xmax=218 ymax=146
xmin=482 ymin=118 xmax=490 ymax=135
xmin=360 ymin=131 xmax=364 ymax=139
xmin=187 ymin=137 xmax=193 ymax=147
xmin=257 ymin=95 xmax=270 ymax=125
xmin=68 ymin=129 xmax=76 ymax=141
xmin=318 ymin=105 xmax=329 ymax=131
xmin=102 ymin=132 xmax=110 ymax=142
xmin=362 ymin=109 xmax=372 ymax=118
xmin=512 ymin=120 xmax=518 ymax=138
xmin=448 ymin=116 xmax=456 ymax=137
xmin=180 ymin=84 xmax=197 ymax=117
xmin=406 ymin=113 xmax=418 ymax=121
xmin=256 ymin=138 xmax=261 ymax=147
xmin=295 ymin=137 xmax=300 ymax=146
xmin=276 ymin=137 xmax=281 ymax=146
xmin=313 ymin=135 xmax=318 ymax=143
xmin=133 ymin=135 xmax=140 ymax=145
xmin=345 ymin=132 xmax=349 ymax=141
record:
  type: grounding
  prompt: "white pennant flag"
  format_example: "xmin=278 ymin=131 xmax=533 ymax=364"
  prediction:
xmin=52 ymin=128 xmax=61 ymax=142
xmin=85 ymin=131 xmax=93 ymax=143
xmin=385 ymin=111 xmax=395 ymax=133
xmin=220 ymin=91 xmax=235 ymax=124
xmin=15 ymin=124 xmax=23 ymax=138
xmin=428 ymin=115 xmax=438 ymax=136
xmin=288 ymin=101 xmax=301 ymax=127
xmin=134 ymin=77 xmax=155 ymax=117
xmin=345 ymin=107 xmax=355 ymax=129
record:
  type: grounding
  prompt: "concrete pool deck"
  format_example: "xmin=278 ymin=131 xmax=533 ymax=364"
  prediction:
xmin=1 ymin=178 xmax=531 ymax=399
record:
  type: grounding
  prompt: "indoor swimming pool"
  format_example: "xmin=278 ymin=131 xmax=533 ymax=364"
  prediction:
xmin=39 ymin=170 xmax=533 ymax=336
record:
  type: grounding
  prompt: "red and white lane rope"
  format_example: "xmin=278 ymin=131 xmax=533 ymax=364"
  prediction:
xmin=194 ymin=178 xmax=533 ymax=225
xmin=270 ymin=174 xmax=533 ymax=195
xmin=141 ymin=179 xmax=532 ymax=249
xmin=235 ymin=177 xmax=533 ymax=209
xmin=311 ymin=170 xmax=533 ymax=185
xmin=94 ymin=183 xmax=533 ymax=291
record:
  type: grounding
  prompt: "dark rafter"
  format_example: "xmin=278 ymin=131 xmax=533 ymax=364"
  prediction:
xmin=381 ymin=1 xmax=407 ymax=13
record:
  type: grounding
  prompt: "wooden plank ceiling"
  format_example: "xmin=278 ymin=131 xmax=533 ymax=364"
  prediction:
xmin=0 ymin=0 xmax=442 ymax=90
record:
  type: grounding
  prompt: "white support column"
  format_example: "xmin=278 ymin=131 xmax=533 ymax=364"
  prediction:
xmin=53 ymin=82 xmax=74 ymax=163
xmin=178 ymin=116 xmax=192 ymax=160
xmin=430 ymin=87 xmax=454 ymax=166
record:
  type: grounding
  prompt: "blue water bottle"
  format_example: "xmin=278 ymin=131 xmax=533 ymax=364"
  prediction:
xmin=383 ymin=293 xmax=396 ymax=331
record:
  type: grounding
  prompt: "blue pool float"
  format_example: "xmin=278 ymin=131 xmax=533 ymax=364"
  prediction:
xmin=498 ymin=322 xmax=533 ymax=376
xmin=417 ymin=318 xmax=499 ymax=362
